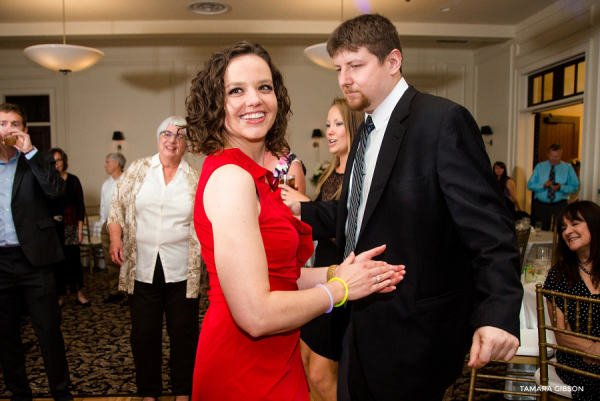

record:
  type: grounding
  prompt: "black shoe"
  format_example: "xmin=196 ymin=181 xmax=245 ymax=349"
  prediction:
xmin=75 ymin=299 xmax=92 ymax=307
xmin=103 ymin=293 xmax=125 ymax=304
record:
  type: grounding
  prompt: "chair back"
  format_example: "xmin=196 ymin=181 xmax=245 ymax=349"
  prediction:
xmin=535 ymin=284 xmax=600 ymax=399
xmin=516 ymin=227 xmax=532 ymax=267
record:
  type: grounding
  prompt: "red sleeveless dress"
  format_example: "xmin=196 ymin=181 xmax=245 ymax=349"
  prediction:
xmin=192 ymin=149 xmax=314 ymax=401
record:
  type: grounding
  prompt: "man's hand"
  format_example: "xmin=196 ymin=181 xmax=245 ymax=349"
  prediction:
xmin=468 ymin=326 xmax=519 ymax=369
xmin=543 ymin=180 xmax=553 ymax=188
xmin=551 ymin=183 xmax=561 ymax=191
xmin=9 ymin=131 xmax=34 ymax=154
xmin=284 ymin=200 xmax=301 ymax=217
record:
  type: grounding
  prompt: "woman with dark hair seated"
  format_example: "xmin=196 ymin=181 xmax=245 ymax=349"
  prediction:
xmin=493 ymin=161 xmax=522 ymax=219
xmin=543 ymin=201 xmax=600 ymax=400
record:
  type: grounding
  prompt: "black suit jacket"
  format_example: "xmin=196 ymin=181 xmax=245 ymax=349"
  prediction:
xmin=11 ymin=151 xmax=65 ymax=266
xmin=302 ymin=86 xmax=523 ymax=398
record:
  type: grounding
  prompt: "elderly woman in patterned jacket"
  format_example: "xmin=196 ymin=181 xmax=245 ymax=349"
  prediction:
xmin=108 ymin=116 xmax=203 ymax=401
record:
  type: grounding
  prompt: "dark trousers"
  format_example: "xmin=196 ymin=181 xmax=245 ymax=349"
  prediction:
xmin=339 ymin=313 xmax=446 ymax=401
xmin=54 ymin=245 xmax=84 ymax=296
xmin=0 ymin=246 xmax=72 ymax=401
xmin=128 ymin=255 xmax=200 ymax=398
xmin=532 ymin=199 xmax=567 ymax=231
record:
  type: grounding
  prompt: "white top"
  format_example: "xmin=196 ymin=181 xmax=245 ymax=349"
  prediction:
xmin=346 ymin=78 xmax=409 ymax=245
xmin=134 ymin=154 xmax=192 ymax=284
xmin=100 ymin=175 xmax=121 ymax=223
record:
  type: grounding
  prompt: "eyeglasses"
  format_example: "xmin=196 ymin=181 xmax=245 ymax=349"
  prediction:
xmin=159 ymin=130 xmax=187 ymax=141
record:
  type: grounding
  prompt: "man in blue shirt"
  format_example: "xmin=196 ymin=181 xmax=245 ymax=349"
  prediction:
xmin=527 ymin=144 xmax=579 ymax=230
xmin=0 ymin=103 xmax=72 ymax=401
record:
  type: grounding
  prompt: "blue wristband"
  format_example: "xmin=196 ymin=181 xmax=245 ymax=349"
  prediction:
xmin=316 ymin=284 xmax=334 ymax=313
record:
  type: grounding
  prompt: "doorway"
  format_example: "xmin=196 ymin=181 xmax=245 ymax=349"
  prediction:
xmin=531 ymin=103 xmax=583 ymax=213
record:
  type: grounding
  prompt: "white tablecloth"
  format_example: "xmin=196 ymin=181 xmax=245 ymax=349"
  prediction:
xmin=519 ymin=281 xmax=556 ymax=343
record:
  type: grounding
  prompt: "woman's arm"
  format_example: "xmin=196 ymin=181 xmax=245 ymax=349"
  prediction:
xmin=288 ymin=161 xmax=306 ymax=195
xmin=205 ymin=164 xmax=402 ymax=338
xmin=548 ymin=299 xmax=600 ymax=364
xmin=506 ymin=178 xmax=522 ymax=211
xmin=108 ymin=223 xmax=124 ymax=265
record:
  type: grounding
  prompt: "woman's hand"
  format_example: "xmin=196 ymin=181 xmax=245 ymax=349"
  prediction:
xmin=78 ymin=231 xmax=84 ymax=244
xmin=584 ymin=342 xmax=600 ymax=365
xmin=334 ymin=245 xmax=406 ymax=301
xmin=109 ymin=238 xmax=124 ymax=266
xmin=280 ymin=184 xmax=310 ymax=203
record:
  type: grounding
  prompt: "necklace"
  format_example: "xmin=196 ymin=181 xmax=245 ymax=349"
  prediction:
xmin=578 ymin=259 xmax=592 ymax=275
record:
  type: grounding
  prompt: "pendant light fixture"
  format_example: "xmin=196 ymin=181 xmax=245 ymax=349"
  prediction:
xmin=24 ymin=0 xmax=104 ymax=74
xmin=303 ymin=0 xmax=344 ymax=70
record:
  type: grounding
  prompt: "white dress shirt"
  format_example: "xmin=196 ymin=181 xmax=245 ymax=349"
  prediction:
xmin=134 ymin=154 xmax=192 ymax=284
xmin=346 ymin=78 xmax=409 ymax=246
xmin=100 ymin=175 xmax=121 ymax=224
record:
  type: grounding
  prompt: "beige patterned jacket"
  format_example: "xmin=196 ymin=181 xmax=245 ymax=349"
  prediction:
xmin=107 ymin=155 xmax=204 ymax=298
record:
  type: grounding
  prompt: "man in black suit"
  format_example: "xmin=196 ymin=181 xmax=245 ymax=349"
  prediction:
xmin=291 ymin=15 xmax=523 ymax=400
xmin=0 ymin=103 xmax=72 ymax=401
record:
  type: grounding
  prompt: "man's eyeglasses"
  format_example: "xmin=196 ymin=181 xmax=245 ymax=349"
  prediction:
xmin=160 ymin=130 xmax=187 ymax=141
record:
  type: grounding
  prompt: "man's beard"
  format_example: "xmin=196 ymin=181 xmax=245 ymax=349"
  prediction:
xmin=345 ymin=90 xmax=371 ymax=112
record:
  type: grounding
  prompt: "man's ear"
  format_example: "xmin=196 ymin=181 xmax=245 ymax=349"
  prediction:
xmin=23 ymin=125 xmax=28 ymax=134
xmin=388 ymin=49 xmax=402 ymax=76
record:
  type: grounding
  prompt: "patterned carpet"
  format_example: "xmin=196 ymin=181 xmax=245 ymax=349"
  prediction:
xmin=0 ymin=269 xmax=515 ymax=400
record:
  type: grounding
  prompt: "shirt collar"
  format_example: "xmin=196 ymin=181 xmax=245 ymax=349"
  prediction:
xmin=151 ymin=153 xmax=190 ymax=174
xmin=367 ymin=77 xmax=409 ymax=129
xmin=0 ymin=150 xmax=20 ymax=165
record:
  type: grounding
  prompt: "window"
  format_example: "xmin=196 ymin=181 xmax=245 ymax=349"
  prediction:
xmin=528 ymin=56 xmax=585 ymax=107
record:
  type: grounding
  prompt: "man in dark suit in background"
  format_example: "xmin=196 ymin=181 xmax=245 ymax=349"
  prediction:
xmin=0 ymin=103 xmax=72 ymax=401
xmin=290 ymin=15 xmax=523 ymax=400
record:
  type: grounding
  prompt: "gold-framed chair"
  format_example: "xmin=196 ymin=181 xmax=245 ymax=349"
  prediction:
xmin=535 ymin=284 xmax=600 ymax=400
xmin=467 ymin=328 xmax=547 ymax=400
xmin=517 ymin=226 xmax=532 ymax=267
xmin=80 ymin=205 xmax=102 ymax=273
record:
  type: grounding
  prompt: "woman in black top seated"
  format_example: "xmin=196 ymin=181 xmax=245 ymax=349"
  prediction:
xmin=543 ymin=201 xmax=600 ymax=401
xmin=280 ymin=97 xmax=362 ymax=401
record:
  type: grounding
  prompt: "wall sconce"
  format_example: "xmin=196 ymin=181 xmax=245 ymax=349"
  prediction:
xmin=480 ymin=126 xmax=493 ymax=146
xmin=112 ymin=131 xmax=125 ymax=152
xmin=311 ymin=129 xmax=323 ymax=161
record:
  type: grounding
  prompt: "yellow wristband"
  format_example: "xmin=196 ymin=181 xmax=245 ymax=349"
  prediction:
xmin=328 ymin=277 xmax=348 ymax=307
xmin=327 ymin=264 xmax=338 ymax=282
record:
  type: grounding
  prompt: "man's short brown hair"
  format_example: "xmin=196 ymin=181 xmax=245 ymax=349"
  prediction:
xmin=326 ymin=14 xmax=402 ymax=67
xmin=548 ymin=144 xmax=562 ymax=152
xmin=0 ymin=103 xmax=27 ymax=127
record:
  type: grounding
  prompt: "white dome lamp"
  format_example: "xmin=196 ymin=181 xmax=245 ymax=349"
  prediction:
xmin=24 ymin=0 xmax=104 ymax=74
xmin=303 ymin=0 xmax=347 ymax=70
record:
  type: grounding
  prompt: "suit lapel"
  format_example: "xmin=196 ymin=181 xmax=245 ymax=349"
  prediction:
xmin=357 ymin=86 xmax=418 ymax=241
xmin=12 ymin=153 xmax=27 ymax=200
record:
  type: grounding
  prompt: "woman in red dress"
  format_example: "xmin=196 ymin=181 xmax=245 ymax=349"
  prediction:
xmin=185 ymin=41 xmax=405 ymax=401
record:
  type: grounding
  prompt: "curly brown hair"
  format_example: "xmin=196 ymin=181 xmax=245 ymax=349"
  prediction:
xmin=327 ymin=14 xmax=402 ymax=72
xmin=185 ymin=41 xmax=292 ymax=156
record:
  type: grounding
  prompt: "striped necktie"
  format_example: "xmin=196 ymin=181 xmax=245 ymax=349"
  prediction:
xmin=548 ymin=165 xmax=556 ymax=202
xmin=344 ymin=116 xmax=376 ymax=259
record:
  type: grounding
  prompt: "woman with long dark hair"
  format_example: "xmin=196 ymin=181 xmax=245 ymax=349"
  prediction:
xmin=493 ymin=161 xmax=522 ymax=218
xmin=543 ymin=201 xmax=600 ymax=400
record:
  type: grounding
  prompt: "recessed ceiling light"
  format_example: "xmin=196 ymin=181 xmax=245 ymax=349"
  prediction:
xmin=187 ymin=1 xmax=229 ymax=15
xmin=440 ymin=7 xmax=451 ymax=12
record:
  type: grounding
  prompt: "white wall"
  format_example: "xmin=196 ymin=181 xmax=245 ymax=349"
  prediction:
xmin=0 ymin=41 xmax=475 ymax=204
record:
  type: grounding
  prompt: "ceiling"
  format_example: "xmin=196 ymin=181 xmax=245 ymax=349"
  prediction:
xmin=0 ymin=0 xmax=560 ymax=48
